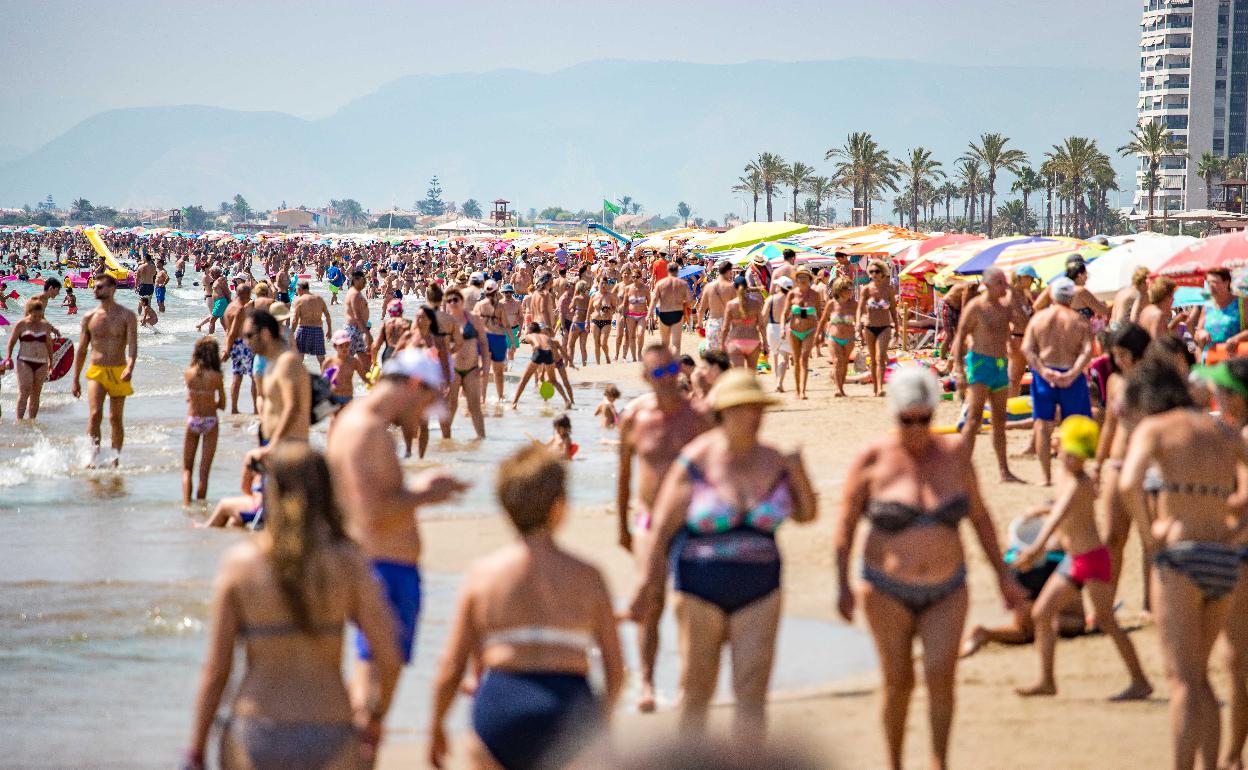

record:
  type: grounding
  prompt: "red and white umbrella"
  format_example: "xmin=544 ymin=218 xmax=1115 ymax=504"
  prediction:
xmin=1153 ymin=231 xmax=1248 ymax=287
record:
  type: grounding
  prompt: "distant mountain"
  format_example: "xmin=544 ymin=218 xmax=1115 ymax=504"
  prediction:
xmin=0 ymin=144 xmax=26 ymax=167
xmin=0 ymin=59 xmax=1138 ymax=219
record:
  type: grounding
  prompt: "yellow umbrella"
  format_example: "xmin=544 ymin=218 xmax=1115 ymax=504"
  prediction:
xmin=704 ymin=221 xmax=808 ymax=253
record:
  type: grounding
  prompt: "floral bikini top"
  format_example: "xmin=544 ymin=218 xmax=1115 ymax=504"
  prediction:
xmin=680 ymin=455 xmax=792 ymax=534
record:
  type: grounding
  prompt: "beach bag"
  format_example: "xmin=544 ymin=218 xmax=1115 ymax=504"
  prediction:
xmin=309 ymin=372 xmax=334 ymax=424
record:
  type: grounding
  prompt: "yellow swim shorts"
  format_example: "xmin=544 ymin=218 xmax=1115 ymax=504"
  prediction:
xmin=85 ymin=364 xmax=134 ymax=398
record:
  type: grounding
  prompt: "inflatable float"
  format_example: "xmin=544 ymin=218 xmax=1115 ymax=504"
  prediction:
xmin=84 ymin=229 xmax=135 ymax=286
xmin=932 ymin=396 xmax=1034 ymax=434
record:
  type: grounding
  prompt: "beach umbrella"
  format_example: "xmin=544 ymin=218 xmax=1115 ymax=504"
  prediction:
xmin=894 ymin=233 xmax=983 ymax=265
xmin=704 ymin=221 xmax=807 ymax=253
xmin=905 ymin=236 xmax=1019 ymax=278
xmin=953 ymin=237 xmax=1082 ymax=276
xmin=1153 ymin=231 xmax=1248 ymax=286
xmin=1085 ymin=235 xmax=1197 ymax=299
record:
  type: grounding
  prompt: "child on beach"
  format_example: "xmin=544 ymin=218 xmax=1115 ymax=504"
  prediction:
xmin=200 ymin=452 xmax=263 ymax=527
xmin=183 ymin=337 xmax=226 ymax=506
xmin=138 ymin=296 xmax=158 ymax=328
xmin=595 ymin=384 xmax=621 ymax=429
xmin=1014 ymin=415 xmax=1152 ymax=701
xmin=321 ymin=329 xmax=364 ymax=418
xmin=511 ymin=322 xmax=572 ymax=409
xmin=62 ymin=286 xmax=77 ymax=315
xmin=545 ymin=413 xmax=578 ymax=459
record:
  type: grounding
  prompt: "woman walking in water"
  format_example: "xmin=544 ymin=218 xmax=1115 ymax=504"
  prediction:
xmin=182 ymin=337 xmax=226 ymax=506
xmin=856 ymin=259 xmax=899 ymax=397
xmin=185 ymin=444 xmax=400 ymax=770
xmin=835 ymin=367 xmax=1026 ymax=770
xmin=5 ymin=297 xmax=56 ymax=419
xmin=442 ymin=288 xmax=487 ymax=440
xmin=429 ymin=444 xmax=623 ymax=770
xmin=588 ymin=274 xmax=615 ymax=365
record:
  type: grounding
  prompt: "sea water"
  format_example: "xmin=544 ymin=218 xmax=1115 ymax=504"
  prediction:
xmin=0 ymin=266 xmax=875 ymax=767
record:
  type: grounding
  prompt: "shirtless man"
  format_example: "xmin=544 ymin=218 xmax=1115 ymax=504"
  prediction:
xmin=223 ymin=282 xmax=257 ymax=414
xmin=343 ymin=270 xmax=372 ymax=374
xmin=244 ymin=308 xmax=310 ymax=450
xmin=473 ymin=281 xmax=510 ymax=401
xmin=154 ymin=260 xmax=169 ymax=313
xmin=512 ymin=262 xmax=533 ymax=299
xmin=952 ymin=268 xmax=1019 ymax=483
xmin=326 ymin=349 xmax=468 ymax=704
xmin=650 ymin=261 xmax=693 ymax=354
xmin=528 ymin=274 xmax=556 ymax=331
xmin=274 ymin=264 xmax=291 ymax=305
xmin=1137 ymin=277 xmax=1184 ymax=341
xmin=196 ymin=268 xmax=229 ymax=334
xmin=1022 ymin=278 xmax=1095 ymax=486
xmin=771 ymin=249 xmax=798 ymax=283
xmin=134 ymin=255 xmax=157 ymax=315
xmin=70 ymin=274 xmax=138 ymax=465
xmin=500 ymin=284 xmax=524 ymax=364
xmin=696 ymin=260 xmax=737 ymax=352
xmin=617 ymin=344 xmax=713 ymax=712
xmin=174 ymin=255 xmax=186 ymax=288
xmin=290 ymin=281 xmax=332 ymax=366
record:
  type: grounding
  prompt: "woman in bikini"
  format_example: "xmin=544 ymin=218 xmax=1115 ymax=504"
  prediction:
xmin=835 ymin=367 xmax=1026 ymax=770
xmin=566 ymin=280 xmax=591 ymax=368
xmin=762 ymin=277 xmax=792 ymax=392
xmin=186 ymin=444 xmax=400 ymax=770
xmin=588 ymin=274 xmax=615 ymax=365
xmin=182 ymin=337 xmax=227 ymax=506
xmin=5 ymin=297 xmax=56 ymax=420
xmin=1118 ymin=356 xmax=1248 ymax=770
xmin=822 ymin=277 xmax=857 ymax=398
xmin=856 ymin=259 xmax=900 ymax=397
xmin=620 ymin=269 xmax=649 ymax=363
xmin=787 ymin=267 xmax=824 ymax=401
xmin=443 ymin=288 xmax=487 ymax=440
xmin=628 ymin=370 xmax=816 ymax=741
xmin=721 ymin=275 xmax=766 ymax=371
xmin=429 ymin=444 xmax=623 ymax=770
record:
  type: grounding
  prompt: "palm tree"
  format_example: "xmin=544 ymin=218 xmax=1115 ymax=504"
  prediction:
xmin=804 ymin=175 xmax=836 ymax=226
xmin=827 ymin=132 xmax=899 ymax=223
xmin=1010 ymin=167 xmax=1045 ymax=235
xmin=628 ymin=202 xmax=642 ymax=215
xmin=676 ymin=201 xmax=692 ymax=226
xmin=962 ymin=133 xmax=1027 ymax=236
xmin=900 ymin=148 xmax=944 ymax=231
xmin=783 ymin=161 xmax=815 ymax=223
xmin=1119 ymin=120 xmax=1185 ymax=231
xmin=732 ymin=170 xmax=764 ymax=222
xmin=827 ymin=132 xmax=872 ymax=220
xmin=70 ymin=198 xmax=93 ymax=221
xmin=746 ymin=153 xmax=787 ymax=221
xmin=936 ymin=181 xmax=959 ymax=227
xmin=460 ymin=199 xmax=483 ymax=219
xmin=1197 ymin=151 xmax=1227 ymax=209
xmin=1047 ymin=138 xmax=1107 ymax=237
xmin=996 ymin=200 xmax=1036 ymax=234
xmin=892 ymin=197 xmax=909 ymax=228
xmin=955 ymin=158 xmax=982 ymax=231
xmin=615 ymin=195 xmax=633 ymax=215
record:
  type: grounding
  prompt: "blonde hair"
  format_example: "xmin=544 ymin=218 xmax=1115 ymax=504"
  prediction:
xmin=1131 ymin=267 xmax=1150 ymax=289
xmin=1149 ymin=276 xmax=1176 ymax=304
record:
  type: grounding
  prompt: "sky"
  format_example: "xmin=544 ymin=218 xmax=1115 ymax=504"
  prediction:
xmin=0 ymin=0 xmax=1141 ymax=152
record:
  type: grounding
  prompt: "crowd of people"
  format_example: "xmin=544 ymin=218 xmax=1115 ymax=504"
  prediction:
xmin=7 ymin=223 xmax=1248 ymax=769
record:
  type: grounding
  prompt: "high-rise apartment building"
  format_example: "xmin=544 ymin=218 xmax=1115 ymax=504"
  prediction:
xmin=1137 ymin=0 xmax=1248 ymax=211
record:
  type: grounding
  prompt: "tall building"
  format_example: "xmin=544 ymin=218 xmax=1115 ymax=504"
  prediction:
xmin=1137 ymin=0 xmax=1248 ymax=212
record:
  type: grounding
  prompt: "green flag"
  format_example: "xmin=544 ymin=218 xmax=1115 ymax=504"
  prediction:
xmin=603 ymin=199 xmax=622 ymax=214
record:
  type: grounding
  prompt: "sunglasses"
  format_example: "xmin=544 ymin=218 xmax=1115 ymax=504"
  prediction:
xmin=898 ymin=413 xmax=933 ymax=426
xmin=868 ymin=269 xmax=883 ymax=276
xmin=649 ymin=361 xmax=681 ymax=380
xmin=446 ymin=297 xmax=462 ymax=304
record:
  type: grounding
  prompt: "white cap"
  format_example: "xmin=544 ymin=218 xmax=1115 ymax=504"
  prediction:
xmin=381 ymin=348 xmax=445 ymax=388
xmin=1049 ymin=277 xmax=1076 ymax=305
xmin=775 ymin=276 xmax=795 ymax=290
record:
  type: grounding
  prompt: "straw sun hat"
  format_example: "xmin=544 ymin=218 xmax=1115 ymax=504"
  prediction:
xmin=710 ymin=369 xmax=779 ymax=411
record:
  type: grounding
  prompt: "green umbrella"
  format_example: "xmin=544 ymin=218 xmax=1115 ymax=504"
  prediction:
xmin=704 ymin=221 xmax=808 ymax=253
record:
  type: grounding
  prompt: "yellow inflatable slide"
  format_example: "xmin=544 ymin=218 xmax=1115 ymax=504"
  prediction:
xmin=84 ymin=229 xmax=131 ymax=281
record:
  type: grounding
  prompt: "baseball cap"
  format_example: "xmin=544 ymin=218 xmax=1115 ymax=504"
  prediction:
xmin=502 ymin=283 xmax=515 ymax=293
xmin=381 ymin=348 xmax=446 ymax=388
xmin=1194 ymin=360 xmax=1248 ymax=399
xmin=1015 ymin=265 xmax=1039 ymax=281
xmin=485 ymin=279 xmax=498 ymax=294
xmin=1049 ymin=277 xmax=1076 ymax=304
xmin=331 ymin=329 xmax=352 ymax=346
xmin=470 ymin=272 xmax=485 ymax=284
xmin=775 ymin=276 xmax=795 ymax=290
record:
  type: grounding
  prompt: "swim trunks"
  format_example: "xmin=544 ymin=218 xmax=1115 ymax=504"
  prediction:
xmin=1030 ymin=366 xmax=1092 ymax=422
xmin=85 ymin=364 xmax=134 ymax=398
xmin=137 ymin=283 xmax=154 ymax=298
xmin=294 ymin=325 xmax=326 ymax=357
xmin=486 ymin=332 xmax=508 ymax=363
xmin=657 ymin=309 xmax=683 ymax=327
xmin=965 ymin=350 xmax=1009 ymax=393
xmin=154 ymin=286 xmax=166 ymax=305
xmin=507 ymin=326 xmax=521 ymax=350
xmin=275 ymin=291 xmax=290 ymax=304
xmin=1057 ymin=545 xmax=1112 ymax=588
xmin=354 ymin=560 xmax=421 ymax=664
xmin=211 ymin=297 xmax=228 ymax=318
xmin=344 ymin=324 xmax=368 ymax=355
xmin=230 ymin=337 xmax=255 ymax=377
xmin=705 ymin=317 xmax=724 ymax=350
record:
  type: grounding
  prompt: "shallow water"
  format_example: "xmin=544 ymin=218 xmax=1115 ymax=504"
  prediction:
xmin=0 ymin=265 xmax=875 ymax=767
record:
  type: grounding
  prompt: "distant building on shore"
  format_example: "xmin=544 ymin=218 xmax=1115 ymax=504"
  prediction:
xmin=270 ymin=207 xmax=329 ymax=230
xmin=1136 ymin=0 xmax=1247 ymax=212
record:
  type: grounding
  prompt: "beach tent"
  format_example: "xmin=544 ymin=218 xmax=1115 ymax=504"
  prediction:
xmin=704 ymin=221 xmax=807 ymax=253
xmin=1085 ymin=235 xmax=1197 ymax=299
xmin=1153 ymin=231 xmax=1248 ymax=286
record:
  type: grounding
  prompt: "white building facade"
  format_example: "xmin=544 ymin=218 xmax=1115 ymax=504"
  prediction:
xmin=1137 ymin=0 xmax=1248 ymax=211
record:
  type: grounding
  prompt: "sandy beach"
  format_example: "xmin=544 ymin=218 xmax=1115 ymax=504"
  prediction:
xmin=371 ymin=331 xmax=1177 ymax=769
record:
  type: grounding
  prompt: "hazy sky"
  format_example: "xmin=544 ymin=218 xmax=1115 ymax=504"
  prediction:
xmin=1 ymin=0 xmax=1139 ymax=151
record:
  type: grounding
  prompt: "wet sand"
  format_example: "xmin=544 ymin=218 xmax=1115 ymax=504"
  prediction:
xmin=380 ymin=332 xmax=1173 ymax=769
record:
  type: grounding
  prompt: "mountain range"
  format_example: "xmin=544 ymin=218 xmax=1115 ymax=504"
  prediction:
xmin=0 ymin=58 xmax=1139 ymax=219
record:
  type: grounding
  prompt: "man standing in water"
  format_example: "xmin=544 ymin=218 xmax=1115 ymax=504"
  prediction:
xmin=243 ymin=308 xmax=310 ymax=450
xmin=650 ymin=261 xmax=693 ymax=354
xmin=134 ymin=254 xmax=157 ymax=314
xmin=1022 ymin=277 xmax=1094 ymax=486
xmin=71 ymin=274 xmax=138 ymax=465
xmin=343 ymin=270 xmax=372 ymax=374
xmin=289 ymin=280 xmax=332 ymax=366
xmin=617 ymin=343 xmax=712 ymax=712
xmin=327 ymin=349 xmax=469 ymax=704
xmin=223 ymin=282 xmax=256 ymax=415
xmin=952 ymin=267 xmax=1020 ymax=483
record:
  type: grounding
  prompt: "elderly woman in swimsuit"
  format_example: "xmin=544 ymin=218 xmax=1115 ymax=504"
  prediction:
xmin=835 ymin=367 xmax=1026 ymax=770
xmin=822 ymin=277 xmax=858 ymax=398
xmin=1118 ymin=356 xmax=1248 ymax=770
xmin=787 ymin=266 xmax=825 ymax=401
xmin=5 ymin=297 xmax=56 ymax=419
xmin=629 ymin=370 xmax=817 ymax=741
xmin=443 ymin=287 xmax=487 ymax=440
xmin=721 ymin=275 xmax=767 ymax=371
xmin=429 ymin=444 xmax=624 ymax=770
xmin=186 ymin=444 xmax=400 ymax=770
xmin=856 ymin=259 xmax=900 ymax=397
xmin=182 ymin=337 xmax=226 ymax=506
